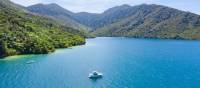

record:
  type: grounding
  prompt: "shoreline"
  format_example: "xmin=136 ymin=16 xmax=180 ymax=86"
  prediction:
xmin=0 ymin=43 xmax=86 ymax=59
xmin=95 ymin=36 xmax=200 ymax=41
xmin=2 ymin=36 xmax=200 ymax=59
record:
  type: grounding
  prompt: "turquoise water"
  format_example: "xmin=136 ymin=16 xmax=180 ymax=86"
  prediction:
xmin=1 ymin=37 xmax=200 ymax=88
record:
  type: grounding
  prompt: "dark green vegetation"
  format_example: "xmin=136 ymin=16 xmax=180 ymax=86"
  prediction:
xmin=27 ymin=4 xmax=200 ymax=40
xmin=0 ymin=0 xmax=86 ymax=58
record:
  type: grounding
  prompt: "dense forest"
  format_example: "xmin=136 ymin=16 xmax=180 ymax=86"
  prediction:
xmin=0 ymin=0 xmax=86 ymax=58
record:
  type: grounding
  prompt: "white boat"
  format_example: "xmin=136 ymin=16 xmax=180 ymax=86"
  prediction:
xmin=88 ymin=71 xmax=103 ymax=79
xmin=26 ymin=60 xmax=35 ymax=64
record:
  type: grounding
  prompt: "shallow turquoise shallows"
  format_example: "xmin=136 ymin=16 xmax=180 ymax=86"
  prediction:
xmin=1 ymin=37 xmax=200 ymax=88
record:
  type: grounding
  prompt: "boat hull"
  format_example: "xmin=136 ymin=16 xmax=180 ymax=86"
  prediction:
xmin=88 ymin=73 xmax=103 ymax=79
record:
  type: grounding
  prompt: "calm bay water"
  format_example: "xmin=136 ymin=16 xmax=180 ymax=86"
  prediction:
xmin=1 ymin=37 xmax=200 ymax=88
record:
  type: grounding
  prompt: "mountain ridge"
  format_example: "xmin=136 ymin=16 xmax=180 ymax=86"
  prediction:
xmin=26 ymin=3 xmax=200 ymax=39
xmin=27 ymin=3 xmax=91 ymax=31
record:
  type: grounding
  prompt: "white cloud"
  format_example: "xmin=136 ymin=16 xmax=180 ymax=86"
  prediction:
xmin=11 ymin=0 xmax=41 ymax=6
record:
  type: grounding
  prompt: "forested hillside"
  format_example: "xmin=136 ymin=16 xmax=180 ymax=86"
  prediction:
xmin=0 ymin=0 xmax=86 ymax=58
xmin=94 ymin=4 xmax=200 ymax=39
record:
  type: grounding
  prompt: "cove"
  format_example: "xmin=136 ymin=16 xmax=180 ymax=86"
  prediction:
xmin=0 ymin=37 xmax=200 ymax=88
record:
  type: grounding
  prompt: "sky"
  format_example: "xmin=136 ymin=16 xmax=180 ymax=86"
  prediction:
xmin=11 ymin=0 xmax=200 ymax=14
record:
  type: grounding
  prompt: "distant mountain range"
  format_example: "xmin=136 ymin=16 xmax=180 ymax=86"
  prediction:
xmin=27 ymin=3 xmax=200 ymax=40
